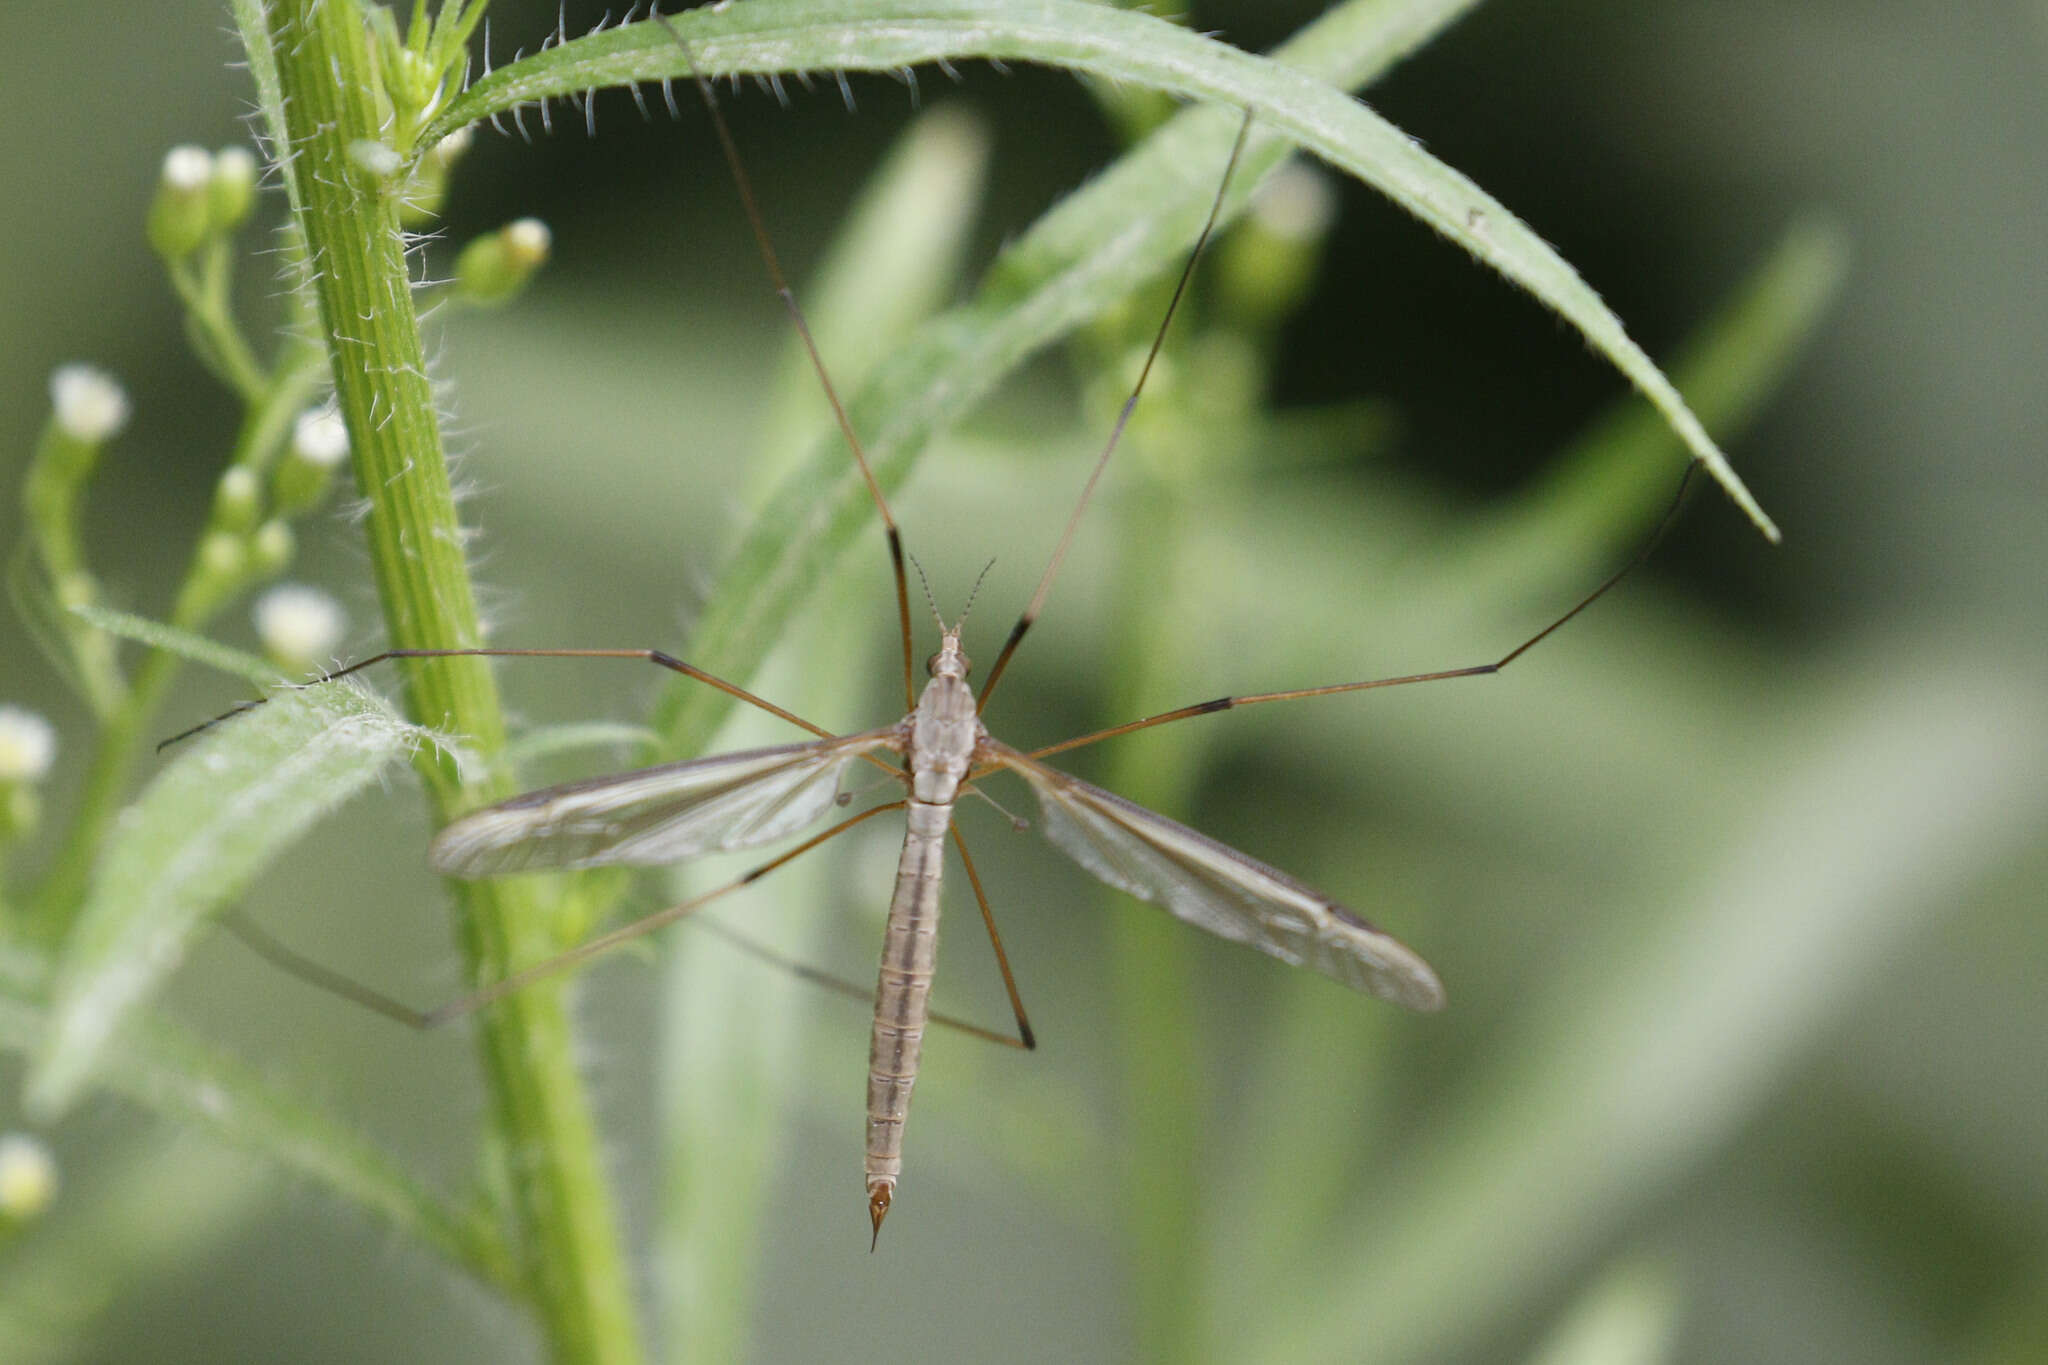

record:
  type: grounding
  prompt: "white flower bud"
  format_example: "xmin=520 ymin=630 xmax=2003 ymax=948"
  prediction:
xmin=0 ymin=1134 xmax=57 ymax=1219
xmin=254 ymin=585 xmax=347 ymax=668
xmin=249 ymin=520 xmax=295 ymax=577
xmin=210 ymin=145 xmax=260 ymax=230
xmin=1251 ymin=163 xmax=1336 ymax=244
xmin=348 ymin=139 xmax=404 ymax=180
xmin=290 ymin=408 xmax=350 ymax=467
xmin=0 ymin=708 xmax=56 ymax=783
xmin=161 ymin=145 xmax=215 ymax=192
xmin=455 ymin=218 xmax=553 ymax=306
xmin=48 ymin=364 xmax=130 ymax=443
xmin=214 ymin=145 xmax=258 ymax=185
xmin=149 ymin=146 xmax=217 ymax=258
xmin=429 ymin=126 xmax=473 ymax=170
xmin=213 ymin=465 xmax=261 ymax=532
xmin=503 ymin=217 xmax=552 ymax=266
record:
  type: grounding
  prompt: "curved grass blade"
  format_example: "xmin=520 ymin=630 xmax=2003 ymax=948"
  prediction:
xmin=1243 ymin=666 xmax=2048 ymax=1365
xmin=25 ymin=685 xmax=435 ymax=1119
xmin=428 ymin=0 xmax=1774 ymax=539
xmin=68 ymin=603 xmax=282 ymax=688
xmin=0 ymin=946 xmax=515 ymax=1290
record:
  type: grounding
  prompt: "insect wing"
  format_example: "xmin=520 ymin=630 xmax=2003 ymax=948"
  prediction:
xmin=431 ymin=729 xmax=903 ymax=877
xmin=990 ymin=744 xmax=1445 ymax=1011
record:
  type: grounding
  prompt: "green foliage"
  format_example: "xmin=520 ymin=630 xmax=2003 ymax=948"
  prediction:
xmin=27 ymin=684 xmax=430 ymax=1119
xmin=11 ymin=2 xmax=2036 ymax=1364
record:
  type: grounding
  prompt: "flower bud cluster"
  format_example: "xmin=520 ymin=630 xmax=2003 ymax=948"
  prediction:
xmin=147 ymin=144 xmax=260 ymax=260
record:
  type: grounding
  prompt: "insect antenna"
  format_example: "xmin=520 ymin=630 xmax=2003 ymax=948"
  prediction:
xmin=908 ymin=553 xmax=946 ymax=635
xmin=956 ymin=558 xmax=997 ymax=634
xmin=976 ymin=108 xmax=1258 ymax=710
xmin=652 ymin=10 xmax=919 ymax=710
xmin=1022 ymin=460 xmax=1707 ymax=762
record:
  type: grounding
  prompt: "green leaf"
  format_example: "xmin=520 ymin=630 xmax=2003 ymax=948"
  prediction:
xmin=1419 ymin=214 xmax=1852 ymax=623
xmin=501 ymin=721 xmax=664 ymax=771
xmin=5 ymin=543 xmax=97 ymax=709
xmin=427 ymin=0 xmax=1775 ymax=540
xmin=1242 ymin=664 xmax=2048 ymax=1365
xmin=25 ymin=685 xmax=435 ymax=1119
xmin=1523 ymin=1256 xmax=1682 ymax=1365
xmin=654 ymin=0 xmax=1448 ymax=754
xmin=0 ymin=946 xmax=516 ymax=1290
xmin=69 ymin=603 xmax=281 ymax=687
xmin=747 ymin=102 xmax=993 ymax=498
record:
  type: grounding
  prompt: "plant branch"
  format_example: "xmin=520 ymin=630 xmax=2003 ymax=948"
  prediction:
xmin=260 ymin=3 xmax=642 ymax=1361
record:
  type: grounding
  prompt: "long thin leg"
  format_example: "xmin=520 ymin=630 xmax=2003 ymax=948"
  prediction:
xmin=223 ymin=908 xmax=444 ymax=1031
xmin=654 ymin=11 xmax=918 ymax=711
xmin=951 ymin=825 xmax=1037 ymax=1050
xmin=160 ymin=646 xmax=830 ymax=751
xmin=1022 ymin=461 xmax=1704 ymax=764
xmin=692 ymin=916 xmax=1031 ymax=1050
xmin=226 ymin=801 xmax=903 ymax=1029
xmin=976 ymin=109 xmax=1258 ymax=710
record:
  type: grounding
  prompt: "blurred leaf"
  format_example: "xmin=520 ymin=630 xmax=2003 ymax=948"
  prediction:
xmin=6 ymin=546 xmax=104 ymax=714
xmin=1435 ymin=214 xmax=1852 ymax=614
xmin=0 ymin=1131 xmax=269 ymax=1365
xmin=25 ymin=686 xmax=434 ymax=1119
xmin=1241 ymin=655 xmax=2048 ymax=1365
xmin=0 ymin=945 xmax=515 ymax=1289
xmin=1523 ymin=1255 xmax=1682 ymax=1365
xmin=431 ymin=0 xmax=1774 ymax=538
xmin=654 ymin=0 xmax=1573 ymax=756
xmin=68 ymin=603 xmax=279 ymax=688
xmin=748 ymin=103 xmax=993 ymax=499
xmin=1203 ymin=219 xmax=1850 ymax=1313
xmin=1968 ymin=1256 xmax=2048 ymax=1365
xmin=502 ymin=721 xmax=663 ymax=771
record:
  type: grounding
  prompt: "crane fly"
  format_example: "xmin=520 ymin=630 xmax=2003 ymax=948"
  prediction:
xmin=210 ymin=13 xmax=1703 ymax=1246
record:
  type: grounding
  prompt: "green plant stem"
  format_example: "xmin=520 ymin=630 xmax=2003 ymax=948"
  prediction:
xmin=1099 ymin=478 xmax=1212 ymax=1364
xmin=262 ymin=4 xmax=641 ymax=1363
xmin=171 ymin=242 xmax=268 ymax=403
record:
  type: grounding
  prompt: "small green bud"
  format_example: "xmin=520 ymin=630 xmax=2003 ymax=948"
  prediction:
xmin=55 ymin=571 xmax=96 ymax=611
xmin=1188 ymin=331 xmax=1261 ymax=424
xmin=208 ymin=145 xmax=259 ymax=233
xmin=147 ymin=145 xmax=216 ymax=260
xmin=212 ymin=465 xmax=262 ymax=533
xmin=389 ymin=48 xmax=447 ymax=130
xmin=254 ymin=584 xmax=347 ymax=674
xmin=249 ymin=520 xmax=295 ymax=578
xmin=272 ymin=407 xmax=350 ymax=515
xmin=1218 ymin=162 xmax=1336 ymax=329
xmin=0 ymin=786 xmax=38 ymax=845
xmin=197 ymin=530 xmax=247 ymax=582
xmin=398 ymin=127 xmax=474 ymax=227
xmin=0 ymin=1134 xmax=57 ymax=1222
xmin=0 ymin=705 xmax=52 ymax=836
xmin=455 ymin=218 xmax=552 ymax=307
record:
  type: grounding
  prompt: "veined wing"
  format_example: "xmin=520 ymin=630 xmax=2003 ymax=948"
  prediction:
xmin=987 ymin=742 xmax=1445 ymax=1011
xmin=431 ymin=728 xmax=904 ymax=877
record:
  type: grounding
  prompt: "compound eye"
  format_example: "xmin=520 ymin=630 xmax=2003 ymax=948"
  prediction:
xmin=924 ymin=651 xmax=942 ymax=677
xmin=957 ymin=652 xmax=972 ymax=677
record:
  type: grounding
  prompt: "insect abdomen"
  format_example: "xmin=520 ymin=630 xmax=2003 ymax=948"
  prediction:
xmin=865 ymin=798 xmax=949 ymax=1235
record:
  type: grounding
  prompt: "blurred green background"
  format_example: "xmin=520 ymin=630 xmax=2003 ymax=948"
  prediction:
xmin=2 ymin=2 xmax=2044 ymax=1362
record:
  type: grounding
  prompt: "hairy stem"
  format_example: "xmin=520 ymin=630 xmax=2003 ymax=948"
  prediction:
xmin=261 ymin=3 xmax=642 ymax=1361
